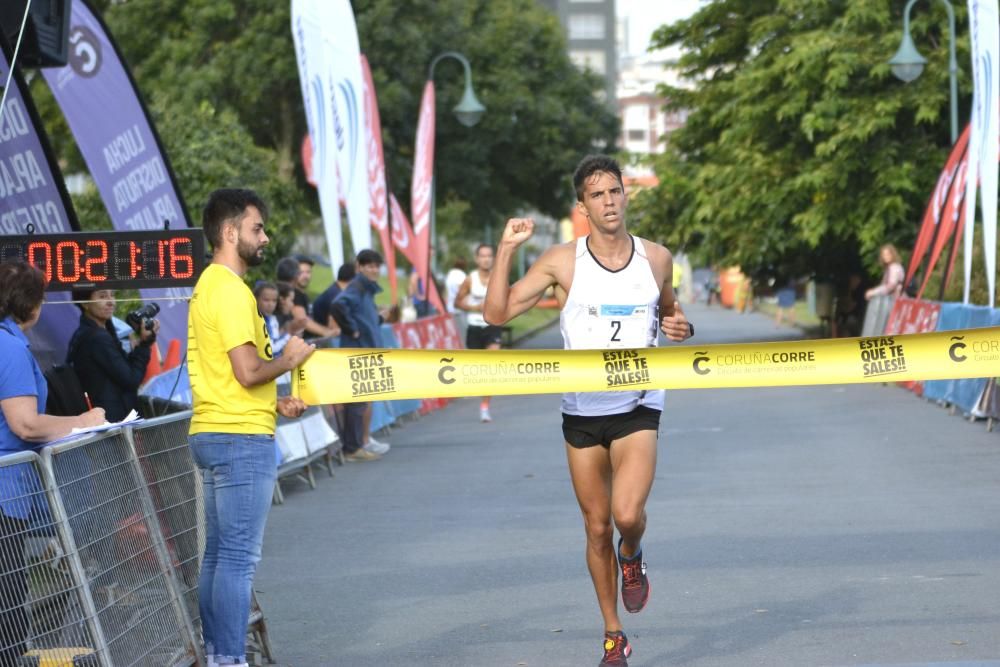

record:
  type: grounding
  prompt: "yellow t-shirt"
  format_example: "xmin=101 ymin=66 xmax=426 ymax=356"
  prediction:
xmin=188 ymin=263 xmax=276 ymax=435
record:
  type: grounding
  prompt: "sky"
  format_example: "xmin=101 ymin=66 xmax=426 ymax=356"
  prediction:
xmin=617 ymin=0 xmax=702 ymax=57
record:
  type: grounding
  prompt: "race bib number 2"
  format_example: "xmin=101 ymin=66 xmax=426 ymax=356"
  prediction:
xmin=600 ymin=304 xmax=649 ymax=348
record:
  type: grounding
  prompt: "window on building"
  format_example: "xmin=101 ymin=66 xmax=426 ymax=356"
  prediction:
xmin=568 ymin=13 xmax=606 ymax=40
xmin=627 ymin=129 xmax=646 ymax=142
xmin=570 ymin=49 xmax=606 ymax=75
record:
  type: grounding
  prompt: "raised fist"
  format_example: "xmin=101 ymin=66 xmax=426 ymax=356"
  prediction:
xmin=501 ymin=218 xmax=534 ymax=248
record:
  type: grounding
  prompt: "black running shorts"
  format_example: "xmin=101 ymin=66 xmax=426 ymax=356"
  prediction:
xmin=562 ymin=405 xmax=662 ymax=449
xmin=466 ymin=324 xmax=503 ymax=349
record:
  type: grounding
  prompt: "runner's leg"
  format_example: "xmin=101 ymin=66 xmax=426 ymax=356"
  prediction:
xmin=482 ymin=340 xmax=501 ymax=410
xmin=609 ymin=429 xmax=657 ymax=558
xmin=566 ymin=443 xmax=621 ymax=632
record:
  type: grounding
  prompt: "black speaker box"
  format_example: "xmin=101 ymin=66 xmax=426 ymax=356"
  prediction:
xmin=0 ymin=0 xmax=71 ymax=68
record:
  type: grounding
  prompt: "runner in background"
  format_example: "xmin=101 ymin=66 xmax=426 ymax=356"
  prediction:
xmin=455 ymin=244 xmax=502 ymax=423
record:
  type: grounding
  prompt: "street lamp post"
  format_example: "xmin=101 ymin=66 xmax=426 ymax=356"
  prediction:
xmin=427 ymin=51 xmax=485 ymax=277
xmin=888 ymin=0 xmax=959 ymax=144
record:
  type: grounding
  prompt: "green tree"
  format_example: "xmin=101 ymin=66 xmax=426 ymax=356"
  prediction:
xmin=101 ymin=0 xmax=617 ymax=248
xmin=32 ymin=1 xmax=618 ymax=272
xmin=148 ymin=97 xmax=309 ymax=284
xmin=101 ymin=0 xmax=305 ymax=178
xmin=355 ymin=0 xmax=618 ymax=245
xmin=631 ymin=0 xmax=973 ymax=292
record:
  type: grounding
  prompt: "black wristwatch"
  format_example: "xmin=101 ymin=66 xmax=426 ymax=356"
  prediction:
xmin=687 ymin=322 xmax=694 ymax=338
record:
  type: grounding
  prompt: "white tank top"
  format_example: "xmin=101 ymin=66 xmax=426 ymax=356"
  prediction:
xmin=466 ymin=270 xmax=489 ymax=327
xmin=560 ymin=235 xmax=664 ymax=415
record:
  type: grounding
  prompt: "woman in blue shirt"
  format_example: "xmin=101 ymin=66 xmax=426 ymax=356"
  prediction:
xmin=0 ymin=260 xmax=104 ymax=664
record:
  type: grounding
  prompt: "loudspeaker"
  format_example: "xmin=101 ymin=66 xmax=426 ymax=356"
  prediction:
xmin=0 ymin=0 xmax=71 ymax=68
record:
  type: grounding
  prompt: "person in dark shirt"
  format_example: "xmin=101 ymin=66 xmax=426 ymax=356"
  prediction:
xmin=276 ymin=256 xmax=334 ymax=339
xmin=67 ymin=289 xmax=158 ymax=421
xmin=833 ymin=273 xmax=867 ymax=338
xmin=331 ymin=250 xmax=390 ymax=461
xmin=312 ymin=263 xmax=355 ymax=333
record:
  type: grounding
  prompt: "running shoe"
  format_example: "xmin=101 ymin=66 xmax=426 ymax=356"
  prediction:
xmin=599 ymin=630 xmax=631 ymax=666
xmin=618 ymin=537 xmax=649 ymax=613
xmin=479 ymin=406 xmax=492 ymax=423
xmin=364 ymin=436 xmax=390 ymax=454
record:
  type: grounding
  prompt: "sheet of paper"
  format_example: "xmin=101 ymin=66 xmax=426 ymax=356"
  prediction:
xmin=68 ymin=409 xmax=141 ymax=435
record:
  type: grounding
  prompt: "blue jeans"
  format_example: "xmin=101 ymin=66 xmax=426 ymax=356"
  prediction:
xmin=189 ymin=433 xmax=276 ymax=665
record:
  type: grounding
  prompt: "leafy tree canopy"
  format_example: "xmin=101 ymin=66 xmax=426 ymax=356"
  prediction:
xmin=630 ymin=0 xmax=972 ymax=290
xmin=66 ymin=0 xmax=618 ymax=260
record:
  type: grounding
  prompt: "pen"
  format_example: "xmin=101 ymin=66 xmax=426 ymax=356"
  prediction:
xmin=84 ymin=392 xmax=93 ymax=410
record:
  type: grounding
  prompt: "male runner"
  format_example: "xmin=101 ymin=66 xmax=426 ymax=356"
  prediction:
xmin=483 ymin=155 xmax=693 ymax=666
xmin=456 ymin=243 xmax=503 ymax=423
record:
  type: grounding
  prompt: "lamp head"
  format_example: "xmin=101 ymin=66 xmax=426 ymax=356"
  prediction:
xmin=453 ymin=80 xmax=486 ymax=127
xmin=889 ymin=31 xmax=928 ymax=82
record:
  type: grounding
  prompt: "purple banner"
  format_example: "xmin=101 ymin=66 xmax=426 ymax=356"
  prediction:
xmin=0 ymin=52 xmax=75 ymax=234
xmin=0 ymin=46 xmax=82 ymax=369
xmin=41 ymin=0 xmax=192 ymax=353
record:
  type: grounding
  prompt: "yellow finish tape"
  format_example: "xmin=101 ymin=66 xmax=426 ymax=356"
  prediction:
xmin=291 ymin=327 xmax=1000 ymax=405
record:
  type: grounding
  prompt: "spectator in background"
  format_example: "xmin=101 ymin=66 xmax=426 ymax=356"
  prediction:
xmin=774 ymin=279 xmax=796 ymax=328
xmin=295 ymin=255 xmax=314 ymax=292
xmin=445 ymin=257 xmax=468 ymax=315
xmin=833 ymin=273 xmax=866 ymax=338
xmin=408 ymin=268 xmax=430 ymax=318
xmin=706 ymin=271 xmax=720 ymax=306
xmin=275 ymin=282 xmax=303 ymax=338
xmin=67 ymin=288 xmax=159 ymax=422
xmin=254 ymin=282 xmax=289 ymax=357
xmin=0 ymin=260 xmax=105 ymax=666
xmin=276 ymin=256 xmax=335 ymax=339
xmin=332 ymin=250 xmax=390 ymax=461
xmin=865 ymin=243 xmax=905 ymax=301
xmin=312 ymin=263 xmax=355 ymax=336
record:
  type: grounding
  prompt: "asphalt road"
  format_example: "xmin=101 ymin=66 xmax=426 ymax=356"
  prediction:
xmin=255 ymin=302 xmax=1000 ymax=667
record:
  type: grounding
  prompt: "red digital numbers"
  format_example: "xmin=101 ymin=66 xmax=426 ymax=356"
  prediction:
xmin=129 ymin=241 xmax=141 ymax=279
xmin=26 ymin=242 xmax=52 ymax=283
xmin=83 ymin=240 xmax=108 ymax=282
xmin=55 ymin=241 xmax=81 ymax=283
xmin=169 ymin=237 xmax=194 ymax=278
xmin=12 ymin=231 xmax=203 ymax=290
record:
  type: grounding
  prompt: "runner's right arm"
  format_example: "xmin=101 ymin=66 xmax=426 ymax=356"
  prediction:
xmin=454 ymin=276 xmax=477 ymax=312
xmin=484 ymin=218 xmax=558 ymax=325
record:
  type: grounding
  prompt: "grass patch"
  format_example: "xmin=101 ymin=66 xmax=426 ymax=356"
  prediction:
xmin=753 ymin=298 xmax=823 ymax=331
xmin=507 ymin=307 xmax=559 ymax=342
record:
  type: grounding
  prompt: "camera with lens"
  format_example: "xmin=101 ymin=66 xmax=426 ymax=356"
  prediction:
xmin=125 ymin=302 xmax=160 ymax=333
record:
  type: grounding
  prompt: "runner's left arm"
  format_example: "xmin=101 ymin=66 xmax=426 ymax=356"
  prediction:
xmin=657 ymin=248 xmax=692 ymax=342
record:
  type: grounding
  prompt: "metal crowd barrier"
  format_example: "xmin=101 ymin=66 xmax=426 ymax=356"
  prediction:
xmin=0 ymin=450 xmax=97 ymax=665
xmin=42 ymin=429 xmax=196 ymax=667
xmin=128 ymin=415 xmax=202 ymax=639
xmin=0 ymin=412 xmax=284 ymax=666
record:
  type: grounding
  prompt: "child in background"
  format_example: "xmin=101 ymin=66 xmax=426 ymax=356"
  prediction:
xmin=254 ymin=281 xmax=290 ymax=356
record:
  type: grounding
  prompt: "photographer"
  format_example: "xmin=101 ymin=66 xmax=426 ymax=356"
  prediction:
xmin=67 ymin=289 xmax=159 ymax=422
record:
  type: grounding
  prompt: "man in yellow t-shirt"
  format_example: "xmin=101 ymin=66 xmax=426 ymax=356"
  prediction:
xmin=187 ymin=188 xmax=314 ymax=667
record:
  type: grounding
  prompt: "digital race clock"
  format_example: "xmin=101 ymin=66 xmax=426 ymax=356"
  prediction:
xmin=0 ymin=229 xmax=206 ymax=291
